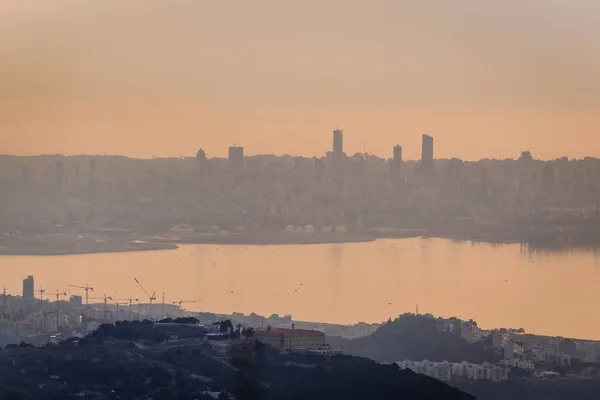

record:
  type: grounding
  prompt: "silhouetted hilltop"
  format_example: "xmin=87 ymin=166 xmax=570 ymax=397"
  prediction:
xmin=327 ymin=313 xmax=498 ymax=363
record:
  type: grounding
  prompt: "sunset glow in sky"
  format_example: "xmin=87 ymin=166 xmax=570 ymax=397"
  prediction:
xmin=1 ymin=0 xmax=599 ymax=160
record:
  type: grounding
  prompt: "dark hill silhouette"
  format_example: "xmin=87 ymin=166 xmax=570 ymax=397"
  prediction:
xmin=328 ymin=313 xmax=498 ymax=363
xmin=0 ymin=320 xmax=474 ymax=400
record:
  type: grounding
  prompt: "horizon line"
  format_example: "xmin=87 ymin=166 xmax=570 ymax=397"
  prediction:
xmin=0 ymin=152 xmax=593 ymax=163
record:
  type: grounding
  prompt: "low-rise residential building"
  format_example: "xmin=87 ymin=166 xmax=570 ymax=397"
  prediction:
xmin=500 ymin=358 xmax=535 ymax=371
xmin=541 ymin=351 xmax=571 ymax=365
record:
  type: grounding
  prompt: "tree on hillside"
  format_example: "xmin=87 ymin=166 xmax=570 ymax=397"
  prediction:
xmin=219 ymin=320 xmax=234 ymax=334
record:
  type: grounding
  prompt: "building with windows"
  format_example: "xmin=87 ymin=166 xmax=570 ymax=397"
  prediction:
xmin=397 ymin=360 xmax=508 ymax=382
xmin=256 ymin=327 xmax=325 ymax=352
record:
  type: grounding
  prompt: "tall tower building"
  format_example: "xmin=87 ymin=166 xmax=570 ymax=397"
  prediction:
xmin=422 ymin=134 xmax=433 ymax=162
xmin=390 ymin=145 xmax=403 ymax=179
xmin=421 ymin=134 xmax=434 ymax=178
xmin=333 ymin=129 xmax=343 ymax=153
xmin=393 ymin=145 xmax=403 ymax=163
xmin=228 ymin=146 xmax=244 ymax=172
xmin=22 ymin=275 xmax=34 ymax=299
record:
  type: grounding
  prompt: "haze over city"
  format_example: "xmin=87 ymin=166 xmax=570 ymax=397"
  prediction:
xmin=4 ymin=2 xmax=600 ymax=399
xmin=2 ymin=0 xmax=600 ymax=159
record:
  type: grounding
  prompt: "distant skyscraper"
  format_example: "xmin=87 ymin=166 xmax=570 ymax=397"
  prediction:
xmin=421 ymin=134 xmax=434 ymax=178
xmin=333 ymin=129 xmax=343 ymax=153
xmin=393 ymin=145 xmax=403 ymax=163
xmin=422 ymin=134 xmax=433 ymax=162
xmin=390 ymin=145 xmax=403 ymax=179
xmin=22 ymin=276 xmax=34 ymax=299
xmin=228 ymin=146 xmax=244 ymax=172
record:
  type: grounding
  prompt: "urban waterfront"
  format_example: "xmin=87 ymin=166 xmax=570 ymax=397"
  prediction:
xmin=2 ymin=238 xmax=600 ymax=339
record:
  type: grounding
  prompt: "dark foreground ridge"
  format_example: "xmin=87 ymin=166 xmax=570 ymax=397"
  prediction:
xmin=0 ymin=320 xmax=474 ymax=400
xmin=328 ymin=313 xmax=600 ymax=400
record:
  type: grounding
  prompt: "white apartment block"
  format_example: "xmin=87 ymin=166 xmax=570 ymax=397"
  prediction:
xmin=397 ymin=360 xmax=508 ymax=382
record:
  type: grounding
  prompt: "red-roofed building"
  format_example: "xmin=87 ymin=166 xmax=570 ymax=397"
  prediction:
xmin=256 ymin=327 xmax=326 ymax=352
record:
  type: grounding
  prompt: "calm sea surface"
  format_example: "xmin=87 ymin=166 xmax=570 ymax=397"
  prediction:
xmin=2 ymin=238 xmax=600 ymax=339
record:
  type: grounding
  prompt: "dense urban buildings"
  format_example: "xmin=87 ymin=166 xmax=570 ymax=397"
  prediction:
xmin=1 ymin=130 xmax=600 ymax=250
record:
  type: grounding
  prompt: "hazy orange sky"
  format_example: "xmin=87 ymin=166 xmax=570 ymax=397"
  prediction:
xmin=1 ymin=0 xmax=599 ymax=160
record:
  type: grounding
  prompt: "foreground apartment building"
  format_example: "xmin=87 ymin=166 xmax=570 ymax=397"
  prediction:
xmin=397 ymin=360 xmax=509 ymax=382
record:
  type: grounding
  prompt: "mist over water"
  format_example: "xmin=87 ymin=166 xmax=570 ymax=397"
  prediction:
xmin=3 ymin=238 xmax=600 ymax=340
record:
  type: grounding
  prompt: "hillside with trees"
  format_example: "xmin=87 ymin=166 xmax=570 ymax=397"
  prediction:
xmin=0 ymin=320 xmax=474 ymax=400
xmin=327 ymin=313 xmax=498 ymax=363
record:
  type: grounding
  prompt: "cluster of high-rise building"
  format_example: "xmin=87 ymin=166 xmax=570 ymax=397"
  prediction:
xmin=220 ymin=128 xmax=436 ymax=179
xmin=2 ymin=128 xmax=600 ymax=247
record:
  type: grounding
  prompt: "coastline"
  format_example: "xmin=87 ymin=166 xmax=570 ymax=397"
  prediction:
xmin=0 ymin=241 xmax=178 ymax=256
xmin=158 ymin=232 xmax=377 ymax=246
xmin=0 ymin=230 xmax=589 ymax=256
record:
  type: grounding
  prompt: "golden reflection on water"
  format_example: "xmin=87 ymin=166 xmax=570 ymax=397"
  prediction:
xmin=1 ymin=238 xmax=600 ymax=339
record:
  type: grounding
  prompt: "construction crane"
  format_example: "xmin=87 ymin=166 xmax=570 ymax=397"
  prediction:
xmin=49 ymin=290 xmax=67 ymax=328
xmin=173 ymin=300 xmax=202 ymax=313
xmin=88 ymin=294 xmax=111 ymax=319
xmin=110 ymin=297 xmax=139 ymax=320
xmin=35 ymin=288 xmax=46 ymax=303
xmin=173 ymin=300 xmax=201 ymax=307
xmin=111 ymin=300 xmax=123 ymax=321
xmin=65 ymin=284 xmax=93 ymax=309
xmin=134 ymin=278 xmax=156 ymax=317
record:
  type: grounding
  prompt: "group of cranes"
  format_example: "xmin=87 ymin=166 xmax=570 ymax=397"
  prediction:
xmin=134 ymin=278 xmax=156 ymax=315
xmin=173 ymin=300 xmax=201 ymax=311
xmin=87 ymin=294 xmax=112 ymax=318
xmin=133 ymin=278 xmax=201 ymax=316
xmin=66 ymin=284 xmax=93 ymax=309
xmin=110 ymin=297 xmax=139 ymax=320
xmin=28 ymin=278 xmax=199 ymax=328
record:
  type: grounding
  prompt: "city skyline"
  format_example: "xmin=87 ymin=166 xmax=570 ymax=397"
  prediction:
xmin=0 ymin=128 xmax=583 ymax=162
xmin=2 ymin=1 xmax=600 ymax=160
